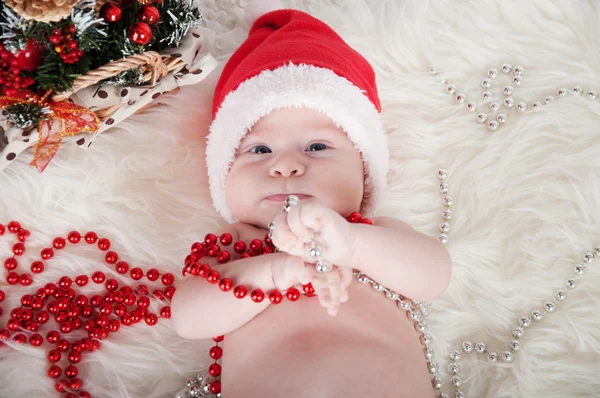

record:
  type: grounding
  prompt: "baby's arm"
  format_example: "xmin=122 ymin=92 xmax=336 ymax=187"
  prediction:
xmin=338 ymin=216 xmax=452 ymax=302
xmin=172 ymin=252 xmax=294 ymax=340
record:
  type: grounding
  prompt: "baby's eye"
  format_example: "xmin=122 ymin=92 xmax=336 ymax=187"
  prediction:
xmin=250 ymin=145 xmax=272 ymax=154
xmin=306 ymin=143 xmax=328 ymax=152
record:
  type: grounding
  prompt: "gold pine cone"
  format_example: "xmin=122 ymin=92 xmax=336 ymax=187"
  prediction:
xmin=5 ymin=0 xmax=80 ymax=23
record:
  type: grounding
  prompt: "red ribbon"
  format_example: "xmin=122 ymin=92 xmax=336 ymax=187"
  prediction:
xmin=0 ymin=90 xmax=101 ymax=172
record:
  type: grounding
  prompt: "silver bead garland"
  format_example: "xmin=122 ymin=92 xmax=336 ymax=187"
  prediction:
xmin=426 ymin=169 xmax=597 ymax=398
xmin=430 ymin=63 xmax=600 ymax=132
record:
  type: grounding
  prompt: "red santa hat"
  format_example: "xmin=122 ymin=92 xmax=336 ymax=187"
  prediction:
xmin=206 ymin=9 xmax=389 ymax=223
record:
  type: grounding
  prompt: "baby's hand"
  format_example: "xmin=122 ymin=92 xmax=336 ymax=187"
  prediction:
xmin=270 ymin=254 xmax=313 ymax=292
xmin=270 ymin=199 xmax=354 ymax=266
xmin=310 ymin=266 xmax=353 ymax=316
xmin=270 ymin=254 xmax=351 ymax=316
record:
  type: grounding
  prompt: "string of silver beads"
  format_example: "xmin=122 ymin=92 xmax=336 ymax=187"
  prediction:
xmin=430 ymin=64 xmax=600 ymax=132
xmin=429 ymin=170 xmax=598 ymax=398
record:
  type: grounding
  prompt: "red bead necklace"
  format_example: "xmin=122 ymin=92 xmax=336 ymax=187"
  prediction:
xmin=181 ymin=212 xmax=372 ymax=396
xmin=0 ymin=212 xmax=371 ymax=397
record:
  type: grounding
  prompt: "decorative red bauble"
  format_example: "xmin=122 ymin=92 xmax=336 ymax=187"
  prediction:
xmin=233 ymin=241 xmax=246 ymax=253
xmin=249 ymin=239 xmax=262 ymax=251
xmin=207 ymin=270 xmax=220 ymax=284
xmin=41 ymin=248 xmax=54 ymax=260
xmin=209 ymin=346 xmax=223 ymax=360
xmin=31 ymin=298 xmax=44 ymax=310
xmin=303 ymin=283 xmax=315 ymax=296
xmin=75 ymin=275 xmax=89 ymax=286
xmin=65 ymin=364 xmax=78 ymax=378
xmin=68 ymin=231 xmax=81 ymax=243
xmin=0 ymin=290 xmax=4 ymax=301
xmin=233 ymin=285 xmax=247 ymax=299
xmin=164 ymin=286 xmax=175 ymax=300
xmin=19 ymin=273 xmax=33 ymax=286
xmin=250 ymin=289 xmax=265 ymax=303
xmin=7 ymin=271 xmax=19 ymax=285
xmin=31 ymin=261 xmax=44 ymax=273
xmin=105 ymin=251 xmax=118 ymax=264
xmin=217 ymin=251 xmax=231 ymax=263
xmin=46 ymin=330 xmax=60 ymax=343
xmin=57 ymin=339 xmax=70 ymax=352
xmin=100 ymin=2 xmax=122 ymax=23
xmin=48 ymin=349 xmax=61 ymax=363
xmin=7 ymin=221 xmax=21 ymax=233
xmin=98 ymin=238 xmax=110 ymax=251
xmin=36 ymin=312 xmax=49 ymax=325
xmin=128 ymin=22 xmax=152 ymax=45
xmin=130 ymin=267 xmax=143 ymax=280
xmin=68 ymin=350 xmax=82 ymax=364
xmin=4 ymin=257 xmax=17 ymax=270
xmin=218 ymin=278 xmax=232 ymax=292
xmin=159 ymin=306 xmax=170 ymax=318
xmin=207 ymin=244 xmax=220 ymax=257
xmin=219 ymin=233 xmax=233 ymax=246
xmin=116 ymin=261 xmax=129 ymax=274
xmin=53 ymin=237 xmax=66 ymax=249
xmin=108 ymin=319 xmax=120 ymax=332
xmin=59 ymin=276 xmax=72 ymax=288
xmin=69 ymin=377 xmax=83 ymax=389
xmin=138 ymin=5 xmax=160 ymax=25
xmin=146 ymin=268 xmax=159 ymax=281
xmin=0 ymin=224 xmax=4 ymax=235
xmin=137 ymin=295 xmax=150 ymax=308
xmin=161 ymin=272 xmax=174 ymax=285
xmin=48 ymin=365 xmax=62 ymax=379
xmin=209 ymin=363 xmax=222 ymax=377
xmin=210 ymin=381 xmax=221 ymax=394
xmin=268 ymin=290 xmax=283 ymax=304
xmin=286 ymin=287 xmax=300 ymax=301
xmin=84 ymin=232 xmax=97 ymax=244
xmin=29 ymin=333 xmax=43 ymax=346
xmin=91 ymin=271 xmax=106 ymax=284
xmin=123 ymin=293 xmax=136 ymax=306
xmin=13 ymin=242 xmax=25 ymax=255
xmin=204 ymin=233 xmax=217 ymax=245
xmin=145 ymin=313 xmax=158 ymax=326
xmin=17 ymin=229 xmax=30 ymax=242
xmin=105 ymin=278 xmax=118 ymax=292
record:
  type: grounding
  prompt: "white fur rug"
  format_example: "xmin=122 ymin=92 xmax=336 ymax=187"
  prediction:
xmin=1 ymin=0 xmax=600 ymax=397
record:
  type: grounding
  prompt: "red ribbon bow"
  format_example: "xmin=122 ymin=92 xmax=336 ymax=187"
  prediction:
xmin=0 ymin=90 xmax=101 ymax=172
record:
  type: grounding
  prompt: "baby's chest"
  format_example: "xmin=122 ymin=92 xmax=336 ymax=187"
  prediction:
xmin=222 ymin=281 xmax=432 ymax=396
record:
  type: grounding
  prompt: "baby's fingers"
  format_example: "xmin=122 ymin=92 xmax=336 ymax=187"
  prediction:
xmin=339 ymin=268 xmax=353 ymax=302
xmin=325 ymin=270 xmax=342 ymax=316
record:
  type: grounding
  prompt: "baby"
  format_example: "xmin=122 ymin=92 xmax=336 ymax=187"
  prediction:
xmin=171 ymin=9 xmax=452 ymax=398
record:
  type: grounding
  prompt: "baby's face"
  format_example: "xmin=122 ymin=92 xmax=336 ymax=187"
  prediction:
xmin=225 ymin=107 xmax=364 ymax=229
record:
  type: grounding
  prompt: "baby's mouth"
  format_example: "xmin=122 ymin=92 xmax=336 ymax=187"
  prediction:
xmin=265 ymin=193 xmax=312 ymax=201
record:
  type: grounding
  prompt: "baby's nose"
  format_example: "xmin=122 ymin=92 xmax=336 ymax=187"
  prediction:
xmin=269 ymin=158 xmax=306 ymax=177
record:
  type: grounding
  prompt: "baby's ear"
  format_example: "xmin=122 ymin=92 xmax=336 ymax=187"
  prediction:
xmin=243 ymin=0 xmax=284 ymax=25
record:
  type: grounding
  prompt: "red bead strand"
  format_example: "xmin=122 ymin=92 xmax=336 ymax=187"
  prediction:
xmin=0 ymin=213 xmax=371 ymax=396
